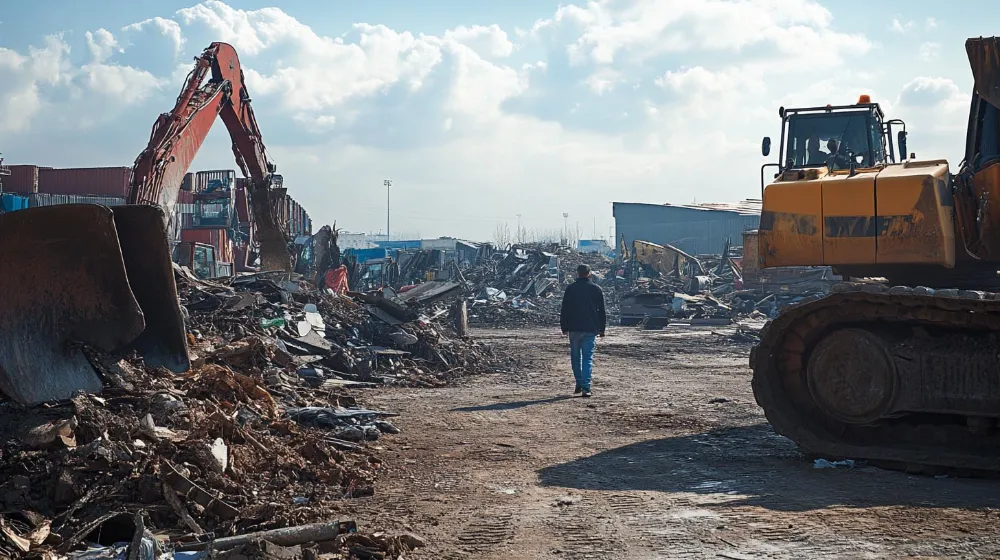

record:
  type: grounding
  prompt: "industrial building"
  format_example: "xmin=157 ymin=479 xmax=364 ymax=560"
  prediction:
xmin=613 ymin=199 xmax=761 ymax=256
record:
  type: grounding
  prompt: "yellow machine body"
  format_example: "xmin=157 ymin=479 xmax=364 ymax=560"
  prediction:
xmin=759 ymin=160 xmax=955 ymax=270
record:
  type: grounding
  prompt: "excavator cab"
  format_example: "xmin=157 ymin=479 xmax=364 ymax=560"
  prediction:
xmin=761 ymin=98 xmax=907 ymax=186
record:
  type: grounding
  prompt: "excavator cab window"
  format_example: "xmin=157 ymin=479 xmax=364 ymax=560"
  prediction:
xmin=192 ymin=245 xmax=214 ymax=279
xmin=784 ymin=110 xmax=878 ymax=170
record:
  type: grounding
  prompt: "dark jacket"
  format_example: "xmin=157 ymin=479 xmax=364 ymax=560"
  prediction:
xmin=560 ymin=277 xmax=607 ymax=335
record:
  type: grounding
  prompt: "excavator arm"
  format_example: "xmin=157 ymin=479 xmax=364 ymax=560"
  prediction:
xmin=128 ymin=42 xmax=290 ymax=272
xmin=0 ymin=43 xmax=290 ymax=405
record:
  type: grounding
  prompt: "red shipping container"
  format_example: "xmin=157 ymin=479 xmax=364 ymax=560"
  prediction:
xmin=38 ymin=167 xmax=131 ymax=196
xmin=3 ymin=165 xmax=40 ymax=193
xmin=180 ymin=228 xmax=233 ymax=264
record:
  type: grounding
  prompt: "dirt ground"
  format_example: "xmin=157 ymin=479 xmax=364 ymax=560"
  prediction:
xmin=343 ymin=325 xmax=1000 ymax=559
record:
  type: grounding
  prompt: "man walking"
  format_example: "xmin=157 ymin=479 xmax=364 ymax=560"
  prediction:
xmin=560 ymin=264 xmax=607 ymax=397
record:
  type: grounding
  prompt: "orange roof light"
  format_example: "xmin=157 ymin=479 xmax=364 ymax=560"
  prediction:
xmin=858 ymin=94 xmax=872 ymax=104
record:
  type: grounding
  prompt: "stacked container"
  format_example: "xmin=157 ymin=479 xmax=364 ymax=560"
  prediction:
xmin=3 ymin=165 xmax=41 ymax=194
xmin=37 ymin=167 xmax=131 ymax=196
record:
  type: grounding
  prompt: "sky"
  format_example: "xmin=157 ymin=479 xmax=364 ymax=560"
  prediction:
xmin=1 ymin=0 xmax=996 ymax=242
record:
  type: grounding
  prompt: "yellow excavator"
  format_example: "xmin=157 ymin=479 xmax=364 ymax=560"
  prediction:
xmin=752 ymin=37 xmax=1000 ymax=472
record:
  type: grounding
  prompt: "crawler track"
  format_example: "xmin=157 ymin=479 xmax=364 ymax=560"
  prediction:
xmin=751 ymin=282 xmax=1000 ymax=473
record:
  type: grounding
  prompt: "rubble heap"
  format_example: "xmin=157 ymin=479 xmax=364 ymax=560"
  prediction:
xmin=463 ymin=244 xmax=618 ymax=329
xmin=0 ymin=269 xmax=515 ymax=559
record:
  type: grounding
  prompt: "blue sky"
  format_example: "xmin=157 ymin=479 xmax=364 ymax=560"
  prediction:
xmin=1 ymin=0 xmax=995 ymax=241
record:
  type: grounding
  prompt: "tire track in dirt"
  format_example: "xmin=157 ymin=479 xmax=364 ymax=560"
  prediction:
xmin=348 ymin=327 xmax=1000 ymax=559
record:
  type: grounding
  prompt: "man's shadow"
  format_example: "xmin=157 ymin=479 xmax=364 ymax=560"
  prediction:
xmin=451 ymin=395 xmax=575 ymax=412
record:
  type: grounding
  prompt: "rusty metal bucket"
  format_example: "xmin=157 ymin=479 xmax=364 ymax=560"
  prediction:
xmin=967 ymin=37 xmax=1000 ymax=109
xmin=0 ymin=204 xmax=188 ymax=404
xmin=112 ymin=205 xmax=190 ymax=373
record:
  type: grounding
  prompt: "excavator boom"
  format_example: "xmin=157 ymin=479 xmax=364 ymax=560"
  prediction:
xmin=0 ymin=43 xmax=289 ymax=404
xmin=128 ymin=42 xmax=290 ymax=272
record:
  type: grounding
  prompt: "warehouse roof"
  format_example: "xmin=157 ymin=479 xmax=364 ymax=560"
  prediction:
xmin=614 ymin=199 xmax=763 ymax=216
xmin=669 ymin=199 xmax=762 ymax=215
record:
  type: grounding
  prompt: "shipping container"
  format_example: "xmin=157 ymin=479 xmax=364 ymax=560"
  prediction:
xmin=2 ymin=165 xmax=40 ymax=193
xmin=37 ymin=167 xmax=131 ymax=196
xmin=0 ymin=193 xmax=30 ymax=212
xmin=181 ymin=228 xmax=233 ymax=264
xmin=194 ymin=170 xmax=235 ymax=193
xmin=28 ymin=193 xmax=125 ymax=207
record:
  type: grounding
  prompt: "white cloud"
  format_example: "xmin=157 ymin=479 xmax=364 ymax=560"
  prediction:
xmin=585 ymin=68 xmax=621 ymax=94
xmin=0 ymin=1 xmax=974 ymax=240
xmin=891 ymin=16 xmax=937 ymax=34
xmin=891 ymin=18 xmax=914 ymax=33
xmin=123 ymin=17 xmax=185 ymax=56
xmin=538 ymin=0 xmax=869 ymax=67
xmin=444 ymin=25 xmax=514 ymax=58
xmin=919 ymin=42 xmax=940 ymax=62
xmin=898 ymin=76 xmax=963 ymax=108
xmin=0 ymin=36 xmax=69 ymax=133
xmin=86 ymin=29 xmax=120 ymax=62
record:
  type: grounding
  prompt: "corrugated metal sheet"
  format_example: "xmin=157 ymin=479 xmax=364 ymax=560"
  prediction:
xmin=3 ymin=165 xmax=40 ymax=193
xmin=195 ymin=170 xmax=236 ymax=192
xmin=29 ymin=193 xmax=125 ymax=207
xmin=614 ymin=201 xmax=760 ymax=256
xmin=37 ymin=167 xmax=131 ymax=196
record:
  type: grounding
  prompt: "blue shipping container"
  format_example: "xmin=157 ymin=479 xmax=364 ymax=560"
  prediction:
xmin=0 ymin=193 xmax=30 ymax=212
xmin=346 ymin=247 xmax=388 ymax=263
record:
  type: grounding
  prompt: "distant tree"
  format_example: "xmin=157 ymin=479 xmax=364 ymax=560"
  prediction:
xmin=493 ymin=222 xmax=513 ymax=247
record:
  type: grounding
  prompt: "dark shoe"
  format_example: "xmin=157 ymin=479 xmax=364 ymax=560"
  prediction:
xmin=581 ymin=390 xmax=592 ymax=398
xmin=574 ymin=385 xmax=582 ymax=394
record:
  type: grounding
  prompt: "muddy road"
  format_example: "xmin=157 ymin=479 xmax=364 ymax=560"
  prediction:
xmin=345 ymin=326 xmax=1000 ymax=559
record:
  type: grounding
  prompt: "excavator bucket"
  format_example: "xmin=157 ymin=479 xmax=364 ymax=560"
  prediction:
xmin=111 ymin=205 xmax=190 ymax=373
xmin=0 ymin=205 xmax=144 ymax=403
xmin=0 ymin=204 xmax=189 ymax=404
xmin=967 ymin=37 xmax=1000 ymax=109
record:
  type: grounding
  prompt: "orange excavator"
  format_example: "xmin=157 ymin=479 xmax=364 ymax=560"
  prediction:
xmin=752 ymin=37 xmax=1000 ymax=472
xmin=0 ymin=43 xmax=291 ymax=404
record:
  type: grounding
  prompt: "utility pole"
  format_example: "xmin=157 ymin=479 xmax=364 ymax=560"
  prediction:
xmin=562 ymin=212 xmax=569 ymax=245
xmin=516 ymin=213 xmax=522 ymax=244
xmin=384 ymin=179 xmax=392 ymax=242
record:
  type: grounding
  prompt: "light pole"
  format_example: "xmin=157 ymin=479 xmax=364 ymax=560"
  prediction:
xmin=562 ymin=212 xmax=569 ymax=245
xmin=516 ymin=213 xmax=522 ymax=243
xmin=384 ymin=179 xmax=392 ymax=242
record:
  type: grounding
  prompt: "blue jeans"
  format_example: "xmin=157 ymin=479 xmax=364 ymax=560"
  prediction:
xmin=569 ymin=332 xmax=597 ymax=391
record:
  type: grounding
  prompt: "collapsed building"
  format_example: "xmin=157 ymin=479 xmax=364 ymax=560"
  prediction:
xmin=612 ymin=199 xmax=841 ymax=328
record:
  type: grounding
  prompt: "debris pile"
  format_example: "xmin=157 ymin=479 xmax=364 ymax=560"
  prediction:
xmin=616 ymin=239 xmax=840 ymax=328
xmin=0 ymin=268 xmax=513 ymax=559
xmin=462 ymin=244 xmax=618 ymax=328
